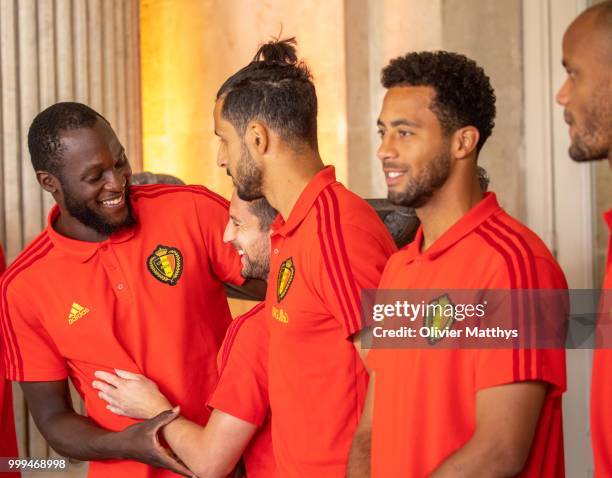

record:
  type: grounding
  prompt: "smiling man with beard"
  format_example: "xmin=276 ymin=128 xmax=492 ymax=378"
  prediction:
xmin=348 ymin=51 xmax=567 ymax=477
xmin=0 ymin=102 xmax=257 ymax=478
xmin=92 ymin=192 xmax=279 ymax=478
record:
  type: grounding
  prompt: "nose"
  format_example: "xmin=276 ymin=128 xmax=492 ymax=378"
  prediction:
xmin=556 ymin=78 xmax=570 ymax=107
xmin=377 ymin=134 xmax=397 ymax=163
xmin=217 ymin=147 xmax=227 ymax=168
xmin=223 ymin=220 xmax=235 ymax=244
xmin=105 ymin=170 xmax=127 ymax=191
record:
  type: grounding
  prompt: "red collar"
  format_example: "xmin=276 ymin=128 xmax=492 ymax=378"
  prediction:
xmin=271 ymin=166 xmax=337 ymax=237
xmin=46 ymin=205 xmax=136 ymax=263
xmin=401 ymin=192 xmax=503 ymax=263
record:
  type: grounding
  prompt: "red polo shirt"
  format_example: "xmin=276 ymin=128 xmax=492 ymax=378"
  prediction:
xmin=207 ymin=303 xmax=276 ymax=477
xmin=592 ymin=209 xmax=612 ymax=477
xmin=265 ymin=166 xmax=397 ymax=477
xmin=0 ymin=246 xmax=20 ymax=477
xmin=368 ymin=193 xmax=567 ymax=477
xmin=1 ymin=185 xmax=243 ymax=478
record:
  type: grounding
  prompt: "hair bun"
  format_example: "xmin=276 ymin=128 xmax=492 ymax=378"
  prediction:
xmin=254 ymin=37 xmax=298 ymax=65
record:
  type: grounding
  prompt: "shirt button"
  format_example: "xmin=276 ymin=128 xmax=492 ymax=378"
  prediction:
xmin=274 ymin=248 xmax=279 ymax=254
xmin=100 ymin=245 xmax=108 ymax=251
xmin=117 ymin=283 xmax=124 ymax=291
xmin=108 ymin=264 xmax=117 ymax=271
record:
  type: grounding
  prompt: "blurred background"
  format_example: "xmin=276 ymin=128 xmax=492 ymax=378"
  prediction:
xmin=0 ymin=0 xmax=609 ymax=476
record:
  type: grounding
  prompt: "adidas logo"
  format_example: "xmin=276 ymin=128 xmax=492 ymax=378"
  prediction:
xmin=68 ymin=302 xmax=90 ymax=325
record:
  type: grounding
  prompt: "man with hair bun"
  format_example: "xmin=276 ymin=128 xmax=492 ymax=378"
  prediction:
xmin=348 ymin=51 xmax=567 ymax=477
xmin=214 ymin=38 xmax=397 ymax=477
xmin=555 ymin=2 xmax=612 ymax=475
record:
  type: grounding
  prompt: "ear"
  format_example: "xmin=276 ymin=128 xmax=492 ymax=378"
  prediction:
xmin=451 ymin=126 xmax=480 ymax=160
xmin=245 ymin=120 xmax=269 ymax=156
xmin=36 ymin=170 xmax=60 ymax=194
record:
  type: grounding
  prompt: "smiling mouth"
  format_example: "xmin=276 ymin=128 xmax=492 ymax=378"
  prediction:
xmin=384 ymin=170 xmax=406 ymax=185
xmin=99 ymin=194 xmax=125 ymax=208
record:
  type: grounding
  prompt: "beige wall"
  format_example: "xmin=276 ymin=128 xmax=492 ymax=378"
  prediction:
xmin=140 ymin=0 xmax=348 ymax=195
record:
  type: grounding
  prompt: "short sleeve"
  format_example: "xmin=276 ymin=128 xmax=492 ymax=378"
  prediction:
xmin=475 ymin=256 xmax=567 ymax=395
xmin=314 ymin=224 xmax=396 ymax=339
xmin=207 ymin=307 xmax=269 ymax=426
xmin=2 ymin=285 xmax=67 ymax=381
xmin=192 ymin=188 xmax=244 ymax=286
xmin=474 ymin=348 xmax=566 ymax=396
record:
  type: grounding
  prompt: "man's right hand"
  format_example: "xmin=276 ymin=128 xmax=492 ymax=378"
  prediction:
xmin=20 ymin=380 xmax=195 ymax=476
xmin=116 ymin=407 xmax=194 ymax=477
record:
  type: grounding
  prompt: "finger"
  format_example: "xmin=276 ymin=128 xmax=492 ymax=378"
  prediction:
xmin=149 ymin=407 xmax=180 ymax=430
xmin=106 ymin=405 xmax=128 ymax=417
xmin=92 ymin=380 xmax=119 ymax=396
xmin=115 ymin=369 xmax=143 ymax=381
xmin=98 ymin=391 xmax=118 ymax=406
xmin=94 ymin=370 xmax=124 ymax=388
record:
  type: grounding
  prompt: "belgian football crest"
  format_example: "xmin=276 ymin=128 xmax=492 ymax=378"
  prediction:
xmin=277 ymin=257 xmax=295 ymax=302
xmin=424 ymin=294 xmax=455 ymax=345
xmin=147 ymin=245 xmax=183 ymax=286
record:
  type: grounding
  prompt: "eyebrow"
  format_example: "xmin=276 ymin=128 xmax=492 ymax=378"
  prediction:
xmin=377 ymin=118 xmax=421 ymax=128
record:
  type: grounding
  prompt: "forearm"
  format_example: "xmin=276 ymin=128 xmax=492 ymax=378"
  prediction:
xmin=36 ymin=410 xmax=126 ymax=461
xmin=346 ymin=428 xmax=371 ymax=478
xmin=162 ymin=417 xmax=237 ymax=478
xmin=430 ymin=439 xmax=524 ymax=478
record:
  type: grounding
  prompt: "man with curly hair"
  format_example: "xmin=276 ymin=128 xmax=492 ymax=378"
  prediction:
xmin=348 ymin=52 xmax=567 ymax=477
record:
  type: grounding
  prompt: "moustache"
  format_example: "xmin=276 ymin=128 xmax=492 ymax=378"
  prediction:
xmin=563 ymin=110 xmax=574 ymax=125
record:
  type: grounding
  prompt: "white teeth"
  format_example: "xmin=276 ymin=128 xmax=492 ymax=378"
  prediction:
xmin=238 ymin=249 xmax=245 ymax=256
xmin=387 ymin=171 xmax=404 ymax=179
xmin=102 ymin=196 xmax=122 ymax=206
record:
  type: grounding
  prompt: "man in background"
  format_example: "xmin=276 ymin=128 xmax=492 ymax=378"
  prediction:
xmin=555 ymin=2 xmax=612 ymax=475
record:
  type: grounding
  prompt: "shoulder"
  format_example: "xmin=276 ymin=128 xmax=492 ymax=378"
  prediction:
xmin=1 ymin=231 xmax=56 ymax=297
xmin=471 ymin=210 xmax=566 ymax=288
xmin=130 ymin=184 xmax=229 ymax=209
xmin=219 ymin=303 xmax=267 ymax=371
xmin=310 ymin=182 xmax=395 ymax=250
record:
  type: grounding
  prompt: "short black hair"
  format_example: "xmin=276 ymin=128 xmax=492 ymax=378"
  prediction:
xmin=248 ymin=197 xmax=278 ymax=231
xmin=28 ymin=102 xmax=103 ymax=175
xmin=381 ymin=51 xmax=496 ymax=153
xmin=216 ymin=37 xmax=318 ymax=150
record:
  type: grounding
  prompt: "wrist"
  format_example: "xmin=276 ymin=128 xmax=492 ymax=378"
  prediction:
xmin=90 ymin=430 xmax=128 ymax=460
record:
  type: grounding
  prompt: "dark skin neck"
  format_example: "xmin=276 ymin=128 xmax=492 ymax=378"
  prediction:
xmin=52 ymin=204 xmax=109 ymax=243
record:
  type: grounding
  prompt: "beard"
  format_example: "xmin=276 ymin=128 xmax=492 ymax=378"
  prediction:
xmin=61 ymin=180 xmax=136 ymax=237
xmin=387 ymin=149 xmax=451 ymax=208
xmin=233 ymin=143 xmax=264 ymax=201
xmin=565 ymin=90 xmax=611 ymax=163
xmin=241 ymin=248 xmax=270 ymax=281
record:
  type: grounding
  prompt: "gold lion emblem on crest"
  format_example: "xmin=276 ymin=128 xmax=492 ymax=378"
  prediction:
xmin=147 ymin=245 xmax=183 ymax=286
xmin=277 ymin=257 xmax=295 ymax=302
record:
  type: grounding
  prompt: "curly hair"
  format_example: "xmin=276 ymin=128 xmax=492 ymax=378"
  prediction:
xmin=381 ymin=51 xmax=496 ymax=153
xmin=28 ymin=102 xmax=104 ymax=175
xmin=216 ymin=37 xmax=318 ymax=150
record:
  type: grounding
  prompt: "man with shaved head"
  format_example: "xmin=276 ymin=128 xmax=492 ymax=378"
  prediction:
xmin=556 ymin=2 xmax=612 ymax=476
